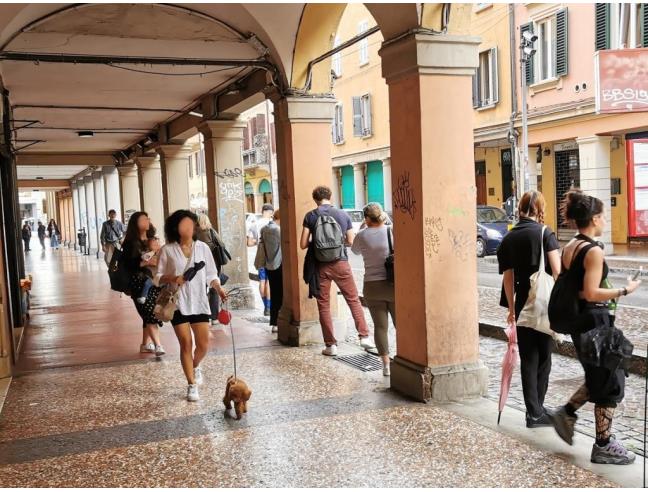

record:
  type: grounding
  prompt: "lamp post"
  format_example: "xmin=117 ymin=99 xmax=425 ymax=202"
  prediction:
xmin=519 ymin=29 xmax=537 ymax=197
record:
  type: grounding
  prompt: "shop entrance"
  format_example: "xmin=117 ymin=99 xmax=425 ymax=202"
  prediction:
xmin=555 ymin=148 xmax=580 ymax=234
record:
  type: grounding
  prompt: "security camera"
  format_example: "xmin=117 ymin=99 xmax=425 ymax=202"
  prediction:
xmin=522 ymin=31 xmax=538 ymax=43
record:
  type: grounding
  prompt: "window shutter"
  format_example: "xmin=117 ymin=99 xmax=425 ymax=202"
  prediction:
xmin=472 ymin=72 xmax=480 ymax=108
xmin=243 ymin=127 xmax=249 ymax=150
xmin=595 ymin=3 xmax=610 ymax=51
xmin=364 ymin=95 xmax=372 ymax=135
xmin=256 ymin=114 xmax=266 ymax=134
xmin=490 ymin=47 xmax=499 ymax=104
xmin=642 ymin=4 xmax=648 ymax=47
xmin=520 ymin=23 xmax=534 ymax=85
xmin=188 ymin=154 xmax=193 ymax=178
xmin=352 ymin=96 xmax=362 ymax=137
xmin=555 ymin=8 xmax=568 ymax=77
xmin=338 ymin=105 xmax=344 ymax=141
xmin=270 ymin=122 xmax=276 ymax=154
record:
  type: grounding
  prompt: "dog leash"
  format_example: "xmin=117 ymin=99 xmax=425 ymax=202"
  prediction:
xmin=223 ymin=287 xmax=242 ymax=380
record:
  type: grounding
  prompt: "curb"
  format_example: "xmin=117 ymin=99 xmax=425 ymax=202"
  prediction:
xmin=483 ymin=256 xmax=648 ymax=277
xmin=479 ymin=322 xmax=646 ymax=376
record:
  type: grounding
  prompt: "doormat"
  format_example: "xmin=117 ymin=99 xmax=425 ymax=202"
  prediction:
xmin=335 ymin=352 xmax=382 ymax=372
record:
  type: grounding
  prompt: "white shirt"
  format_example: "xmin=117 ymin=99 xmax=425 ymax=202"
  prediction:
xmin=154 ymin=241 xmax=220 ymax=316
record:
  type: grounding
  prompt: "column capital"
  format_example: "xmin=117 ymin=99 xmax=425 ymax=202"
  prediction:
xmin=135 ymin=154 xmax=160 ymax=170
xmin=117 ymin=164 xmax=138 ymax=177
xmin=353 ymin=163 xmax=365 ymax=171
xmin=102 ymin=165 xmax=118 ymax=177
xmin=83 ymin=175 xmax=93 ymax=184
xmin=156 ymin=143 xmax=194 ymax=159
xmin=379 ymin=32 xmax=480 ymax=84
xmin=382 ymin=157 xmax=391 ymax=168
xmin=576 ymin=135 xmax=613 ymax=146
xmin=274 ymin=96 xmax=337 ymax=124
xmin=199 ymin=120 xmax=246 ymax=140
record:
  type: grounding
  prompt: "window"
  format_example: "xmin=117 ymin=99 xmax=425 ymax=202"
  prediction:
xmin=332 ymin=36 xmax=342 ymax=76
xmin=188 ymin=154 xmax=193 ymax=178
xmin=358 ymin=21 xmax=369 ymax=65
xmin=472 ymin=48 xmax=498 ymax=108
xmin=352 ymin=94 xmax=372 ymax=137
xmin=522 ymin=8 xmax=568 ymax=85
xmin=196 ymin=149 xmax=206 ymax=176
xmin=332 ymin=103 xmax=344 ymax=144
xmin=599 ymin=3 xmax=645 ymax=50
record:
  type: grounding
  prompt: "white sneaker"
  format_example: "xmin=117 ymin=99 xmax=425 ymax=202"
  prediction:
xmin=271 ymin=326 xmax=278 ymax=333
xmin=140 ymin=343 xmax=155 ymax=353
xmin=383 ymin=361 xmax=391 ymax=377
xmin=322 ymin=345 xmax=338 ymax=356
xmin=360 ymin=337 xmax=376 ymax=350
xmin=210 ymin=319 xmax=219 ymax=326
xmin=155 ymin=345 xmax=166 ymax=356
xmin=194 ymin=366 xmax=203 ymax=385
xmin=187 ymin=384 xmax=199 ymax=402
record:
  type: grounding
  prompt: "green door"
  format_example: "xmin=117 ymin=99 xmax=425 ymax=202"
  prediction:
xmin=340 ymin=165 xmax=355 ymax=209
xmin=366 ymin=161 xmax=384 ymax=207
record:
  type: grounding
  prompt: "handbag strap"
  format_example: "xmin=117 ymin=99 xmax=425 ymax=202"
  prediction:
xmin=387 ymin=226 xmax=393 ymax=255
xmin=538 ymin=225 xmax=546 ymax=273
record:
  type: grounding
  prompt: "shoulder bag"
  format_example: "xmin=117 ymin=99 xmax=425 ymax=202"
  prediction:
xmin=385 ymin=226 xmax=395 ymax=283
xmin=153 ymin=244 xmax=193 ymax=322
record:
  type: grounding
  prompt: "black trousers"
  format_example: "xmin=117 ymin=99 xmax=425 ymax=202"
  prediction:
xmin=517 ymin=325 xmax=553 ymax=418
xmin=267 ymin=266 xmax=283 ymax=326
xmin=23 ymin=238 xmax=30 ymax=251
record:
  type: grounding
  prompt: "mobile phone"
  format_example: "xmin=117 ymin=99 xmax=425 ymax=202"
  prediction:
xmin=632 ymin=267 xmax=643 ymax=281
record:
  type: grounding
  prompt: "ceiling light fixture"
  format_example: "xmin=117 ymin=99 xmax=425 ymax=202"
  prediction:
xmin=77 ymin=131 xmax=94 ymax=138
xmin=189 ymin=111 xmax=203 ymax=118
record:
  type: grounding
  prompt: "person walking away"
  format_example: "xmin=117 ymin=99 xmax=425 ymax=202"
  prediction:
xmin=549 ymin=189 xmax=641 ymax=465
xmin=259 ymin=209 xmax=282 ymax=333
xmin=351 ymin=203 xmax=395 ymax=376
xmin=497 ymin=191 xmax=561 ymax=428
xmin=156 ymin=210 xmax=228 ymax=402
xmin=47 ymin=219 xmax=61 ymax=249
xmin=121 ymin=211 xmax=165 ymax=356
xmin=100 ymin=209 xmax=126 ymax=267
xmin=21 ymin=222 xmax=32 ymax=252
xmin=37 ymin=221 xmax=46 ymax=250
xmin=248 ymin=203 xmax=274 ymax=316
xmin=196 ymin=213 xmax=226 ymax=324
xmin=300 ymin=186 xmax=373 ymax=356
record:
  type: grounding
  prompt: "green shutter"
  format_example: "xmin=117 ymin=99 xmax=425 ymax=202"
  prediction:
xmin=555 ymin=8 xmax=568 ymax=77
xmin=340 ymin=166 xmax=355 ymax=209
xmin=643 ymin=4 xmax=648 ymax=48
xmin=520 ymin=22 xmax=534 ymax=85
xmin=595 ymin=3 xmax=610 ymax=51
xmin=258 ymin=179 xmax=271 ymax=194
xmin=366 ymin=161 xmax=384 ymax=207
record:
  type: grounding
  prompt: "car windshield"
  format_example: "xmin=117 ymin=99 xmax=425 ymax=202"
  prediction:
xmin=477 ymin=208 xmax=508 ymax=223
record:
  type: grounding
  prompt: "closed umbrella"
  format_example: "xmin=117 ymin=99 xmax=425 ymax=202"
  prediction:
xmin=498 ymin=322 xmax=519 ymax=425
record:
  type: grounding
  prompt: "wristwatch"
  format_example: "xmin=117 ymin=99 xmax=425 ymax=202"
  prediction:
xmin=620 ymin=287 xmax=628 ymax=296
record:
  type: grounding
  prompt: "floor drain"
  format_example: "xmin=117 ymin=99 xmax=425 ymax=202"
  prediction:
xmin=335 ymin=352 xmax=382 ymax=372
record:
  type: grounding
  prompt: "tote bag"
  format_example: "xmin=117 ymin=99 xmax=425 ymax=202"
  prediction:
xmin=517 ymin=226 xmax=559 ymax=339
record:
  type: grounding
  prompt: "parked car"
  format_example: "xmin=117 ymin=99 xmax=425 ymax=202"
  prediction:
xmin=476 ymin=206 xmax=511 ymax=257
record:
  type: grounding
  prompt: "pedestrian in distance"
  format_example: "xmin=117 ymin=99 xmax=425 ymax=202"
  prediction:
xmin=258 ymin=209 xmax=283 ymax=334
xmin=549 ymin=189 xmax=641 ymax=465
xmin=47 ymin=219 xmax=60 ymax=249
xmin=21 ymin=221 xmax=31 ymax=252
xmin=351 ymin=202 xmax=395 ymax=376
xmin=155 ymin=210 xmax=227 ymax=402
xmin=100 ymin=209 xmax=126 ymax=267
xmin=37 ymin=221 xmax=46 ymax=250
xmin=497 ymin=190 xmax=561 ymax=428
xmin=196 ymin=213 xmax=226 ymax=325
xmin=300 ymin=185 xmax=374 ymax=356
xmin=248 ymin=203 xmax=275 ymax=317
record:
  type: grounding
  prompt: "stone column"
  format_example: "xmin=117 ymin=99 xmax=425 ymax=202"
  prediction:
xmin=103 ymin=166 xmax=122 ymax=220
xmin=71 ymin=182 xmax=81 ymax=249
xmin=379 ymin=33 xmax=488 ymax=402
xmin=118 ymin=165 xmax=141 ymax=225
xmin=577 ymin=136 xmax=614 ymax=253
xmin=331 ymin=167 xmax=341 ymax=208
xmin=93 ymin=171 xmax=107 ymax=258
xmin=83 ymin=175 xmax=98 ymax=254
xmin=199 ymin=120 xmax=254 ymax=309
xmin=136 ymin=155 xmax=165 ymax=235
xmin=353 ymin=163 xmax=365 ymax=209
xmin=382 ymin=158 xmax=393 ymax=212
xmin=268 ymin=95 xmax=338 ymax=346
xmin=158 ymin=144 xmax=192 ymax=216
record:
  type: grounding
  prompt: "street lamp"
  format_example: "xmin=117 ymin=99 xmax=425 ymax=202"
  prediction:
xmin=519 ymin=29 xmax=537 ymax=198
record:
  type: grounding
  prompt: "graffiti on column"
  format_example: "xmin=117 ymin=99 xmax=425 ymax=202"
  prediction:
xmin=448 ymin=228 xmax=473 ymax=262
xmin=393 ymin=172 xmax=417 ymax=220
xmin=423 ymin=216 xmax=443 ymax=258
xmin=218 ymin=171 xmax=245 ymax=284
xmin=215 ymin=167 xmax=243 ymax=179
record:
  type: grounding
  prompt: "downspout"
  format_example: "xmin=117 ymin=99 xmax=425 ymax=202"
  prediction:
xmin=508 ymin=3 xmax=520 ymax=204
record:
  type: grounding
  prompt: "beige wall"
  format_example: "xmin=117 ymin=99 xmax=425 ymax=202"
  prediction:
xmin=330 ymin=4 xmax=390 ymax=160
xmin=611 ymin=139 xmax=629 ymax=243
xmin=474 ymin=146 xmax=506 ymax=207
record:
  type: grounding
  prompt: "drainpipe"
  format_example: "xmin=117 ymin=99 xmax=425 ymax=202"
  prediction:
xmin=507 ymin=3 xmax=520 ymax=204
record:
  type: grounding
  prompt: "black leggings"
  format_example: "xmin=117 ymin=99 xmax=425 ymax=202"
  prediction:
xmin=267 ymin=266 xmax=283 ymax=326
xmin=517 ymin=325 xmax=553 ymax=418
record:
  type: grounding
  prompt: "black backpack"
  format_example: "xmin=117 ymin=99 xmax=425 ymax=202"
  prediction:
xmin=385 ymin=226 xmax=394 ymax=283
xmin=108 ymin=247 xmax=131 ymax=294
xmin=313 ymin=209 xmax=344 ymax=263
xmin=548 ymin=240 xmax=596 ymax=334
xmin=209 ymin=229 xmax=231 ymax=268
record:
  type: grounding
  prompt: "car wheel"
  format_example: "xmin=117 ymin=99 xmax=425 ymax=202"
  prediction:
xmin=476 ymin=237 xmax=487 ymax=258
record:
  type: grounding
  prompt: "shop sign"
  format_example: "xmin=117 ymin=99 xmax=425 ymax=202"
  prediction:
xmin=595 ymin=48 xmax=648 ymax=114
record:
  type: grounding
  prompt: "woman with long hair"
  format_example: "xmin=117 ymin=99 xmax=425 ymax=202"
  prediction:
xmin=156 ymin=210 xmax=227 ymax=402
xmin=549 ymin=189 xmax=641 ymax=465
xmin=47 ymin=219 xmax=60 ymax=249
xmin=497 ymin=190 xmax=561 ymax=427
xmin=121 ymin=211 xmax=165 ymax=356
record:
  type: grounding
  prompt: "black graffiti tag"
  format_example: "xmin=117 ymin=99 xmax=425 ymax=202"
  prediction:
xmin=392 ymin=172 xmax=417 ymax=220
xmin=215 ymin=168 xmax=243 ymax=179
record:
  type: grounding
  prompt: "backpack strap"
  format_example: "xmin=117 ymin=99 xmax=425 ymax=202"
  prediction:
xmin=387 ymin=226 xmax=393 ymax=255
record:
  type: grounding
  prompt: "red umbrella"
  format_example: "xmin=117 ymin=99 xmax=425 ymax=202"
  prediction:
xmin=498 ymin=322 xmax=519 ymax=425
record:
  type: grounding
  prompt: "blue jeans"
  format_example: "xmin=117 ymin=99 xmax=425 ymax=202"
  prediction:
xmin=140 ymin=278 xmax=153 ymax=299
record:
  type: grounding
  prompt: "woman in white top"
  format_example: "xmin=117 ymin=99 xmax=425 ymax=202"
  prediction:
xmin=155 ymin=210 xmax=227 ymax=402
xmin=351 ymin=203 xmax=395 ymax=376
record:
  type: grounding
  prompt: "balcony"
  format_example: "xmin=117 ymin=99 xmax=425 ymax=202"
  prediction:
xmin=242 ymin=133 xmax=271 ymax=174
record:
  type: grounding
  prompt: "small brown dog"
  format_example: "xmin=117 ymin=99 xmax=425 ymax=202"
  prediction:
xmin=223 ymin=375 xmax=252 ymax=420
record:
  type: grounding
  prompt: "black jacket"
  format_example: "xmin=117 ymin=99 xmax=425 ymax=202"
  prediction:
xmin=303 ymin=243 xmax=320 ymax=299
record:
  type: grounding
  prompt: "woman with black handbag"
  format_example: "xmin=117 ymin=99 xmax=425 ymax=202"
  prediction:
xmin=550 ymin=189 xmax=641 ymax=465
xmin=196 ymin=213 xmax=228 ymax=325
xmin=351 ymin=203 xmax=395 ymax=376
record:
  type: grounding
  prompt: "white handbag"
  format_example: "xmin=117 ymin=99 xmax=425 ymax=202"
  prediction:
xmin=517 ymin=225 xmax=560 ymax=339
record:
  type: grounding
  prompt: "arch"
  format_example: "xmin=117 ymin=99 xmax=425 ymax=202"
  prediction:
xmin=258 ymin=179 xmax=271 ymax=194
xmin=244 ymin=181 xmax=254 ymax=195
